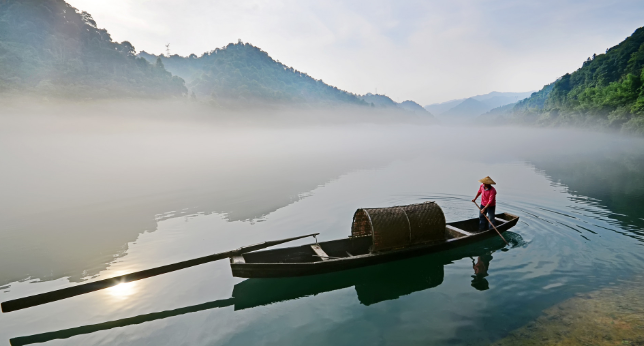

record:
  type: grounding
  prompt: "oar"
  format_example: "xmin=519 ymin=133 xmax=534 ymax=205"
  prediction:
xmin=1 ymin=233 xmax=319 ymax=313
xmin=472 ymin=201 xmax=508 ymax=245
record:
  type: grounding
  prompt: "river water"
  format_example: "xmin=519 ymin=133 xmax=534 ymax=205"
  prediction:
xmin=1 ymin=111 xmax=643 ymax=345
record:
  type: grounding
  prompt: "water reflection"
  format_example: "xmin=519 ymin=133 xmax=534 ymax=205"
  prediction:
xmin=526 ymin=145 xmax=644 ymax=236
xmin=237 ymin=233 xmax=522 ymax=308
xmin=9 ymin=233 xmax=523 ymax=346
xmin=0 ymin=126 xmax=414 ymax=286
xmin=104 ymin=282 xmax=138 ymax=301
xmin=470 ymin=252 xmax=493 ymax=291
xmin=4 ymin=121 xmax=644 ymax=346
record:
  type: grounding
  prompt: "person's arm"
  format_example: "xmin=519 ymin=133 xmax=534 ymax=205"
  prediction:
xmin=472 ymin=188 xmax=482 ymax=203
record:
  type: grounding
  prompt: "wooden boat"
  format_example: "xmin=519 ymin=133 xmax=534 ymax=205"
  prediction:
xmin=1 ymin=202 xmax=517 ymax=317
xmin=7 ymin=233 xmax=519 ymax=346
xmin=231 ymin=202 xmax=519 ymax=278
xmin=1 ymin=202 xmax=517 ymax=314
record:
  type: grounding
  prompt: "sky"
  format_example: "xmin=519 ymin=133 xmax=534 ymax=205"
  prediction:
xmin=65 ymin=0 xmax=644 ymax=105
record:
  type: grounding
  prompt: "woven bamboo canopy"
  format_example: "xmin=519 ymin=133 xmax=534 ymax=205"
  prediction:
xmin=351 ymin=202 xmax=447 ymax=252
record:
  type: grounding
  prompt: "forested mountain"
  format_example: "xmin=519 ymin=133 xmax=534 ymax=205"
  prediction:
xmin=0 ymin=0 xmax=424 ymax=109
xmin=139 ymin=44 xmax=367 ymax=107
xmin=476 ymin=102 xmax=517 ymax=124
xmin=513 ymin=26 xmax=644 ymax=134
xmin=138 ymin=51 xmax=205 ymax=84
xmin=513 ymin=83 xmax=555 ymax=112
xmin=0 ymin=0 xmax=186 ymax=98
xmin=399 ymin=100 xmax=431 ymax=114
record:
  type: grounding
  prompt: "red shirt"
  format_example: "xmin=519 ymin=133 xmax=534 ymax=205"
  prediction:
xmin=478 ymin=184 xmax=496 ymax=206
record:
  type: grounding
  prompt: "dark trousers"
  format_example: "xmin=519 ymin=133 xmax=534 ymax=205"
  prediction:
xmin=479 ymin=204 xmax=496 ymax=231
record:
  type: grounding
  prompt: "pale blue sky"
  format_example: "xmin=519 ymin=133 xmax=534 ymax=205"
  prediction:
xmin=66 ymin=0 xmax=644 ymax=104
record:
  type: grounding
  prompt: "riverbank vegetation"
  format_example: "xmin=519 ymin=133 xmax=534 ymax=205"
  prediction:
xmin=512 ymin=27 xmax=644 ymax=134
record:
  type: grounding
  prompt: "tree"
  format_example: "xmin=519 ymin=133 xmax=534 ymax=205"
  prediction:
xmin=155 ymin=56 xmax=165 ymax=69
xmin=119 ymin=41 xmax=135 ymax=56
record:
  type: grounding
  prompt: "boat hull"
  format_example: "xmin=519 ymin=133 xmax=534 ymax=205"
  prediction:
xmin=231 ymin=213 xmax=518 ymax=278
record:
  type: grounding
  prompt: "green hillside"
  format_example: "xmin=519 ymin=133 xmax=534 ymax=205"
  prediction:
xmin=140 ymin=44 xmax=367 ymax=107
xmin=513 ymin=27 xmax=644 ymax=134
xmin=0 ymin=0 xmax=186 ymax=98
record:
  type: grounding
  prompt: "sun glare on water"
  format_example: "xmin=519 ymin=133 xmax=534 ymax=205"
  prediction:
xmin=105 ymin=281 xmax=138 ymax=300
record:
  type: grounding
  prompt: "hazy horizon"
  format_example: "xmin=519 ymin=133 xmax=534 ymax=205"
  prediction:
xmin=2 ymin=99 xmax=642 ymax=288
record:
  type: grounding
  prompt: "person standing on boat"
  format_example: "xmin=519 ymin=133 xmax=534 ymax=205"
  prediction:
xmin=472 ymin=176 xmax=497 ymax=231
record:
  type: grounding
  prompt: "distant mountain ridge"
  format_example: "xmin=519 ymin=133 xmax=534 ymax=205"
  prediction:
xmin=399 ymin=100 xmax=430 ymax=114
xmin=424 ymin=91 xmax=534 ymax=120
xmin=441 ymin=98 xmax=490 ymax=118
xmin=358 ymin=93 xmax=433 ymax=115
xmin=424 ymin=99 xmax=464 ymax=115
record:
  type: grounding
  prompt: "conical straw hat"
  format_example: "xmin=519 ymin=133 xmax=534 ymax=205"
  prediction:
xmin=478 ymin=176 xmax=496 ymax=185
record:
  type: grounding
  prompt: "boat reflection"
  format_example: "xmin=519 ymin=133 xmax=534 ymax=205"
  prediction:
xmin=10 ymin=232 xmax=523 ymax=346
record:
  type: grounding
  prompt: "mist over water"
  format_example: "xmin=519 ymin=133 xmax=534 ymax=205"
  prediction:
xmin=1 ymin=101 xmax=644 ymax=345
xmin=0 ymin=100 xmax=435 ymax=285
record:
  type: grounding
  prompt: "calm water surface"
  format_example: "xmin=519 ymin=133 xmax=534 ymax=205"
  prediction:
xmin=1 ymin=117 xmax=644 ymax=345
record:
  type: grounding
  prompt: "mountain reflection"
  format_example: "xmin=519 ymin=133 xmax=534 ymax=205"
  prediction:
xmin=527 ymin=148 xmax=644 ymax=237
xmin=0 ymin=126 xmax=406 ymax=286
xmin=9 ymin=233 xmax=522 ymax=346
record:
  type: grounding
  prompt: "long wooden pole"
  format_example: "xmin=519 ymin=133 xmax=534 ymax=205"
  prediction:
xmin=473 ymin=201 xmax=508 ymax=245
xmin=1 ymin=233 xmax=319 ymax=313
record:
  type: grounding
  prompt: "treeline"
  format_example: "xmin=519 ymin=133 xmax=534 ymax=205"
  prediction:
xmin=140 ymin=43 xmax=367 ymax=107
xmin=513 ymin=27 xmax=644 ymax=134
xmin=0 ymin=0 xmax=186 ymax=98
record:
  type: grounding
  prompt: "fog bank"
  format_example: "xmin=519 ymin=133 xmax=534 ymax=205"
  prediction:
xmin=1 ymin=100 xmax=643 ymax=286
